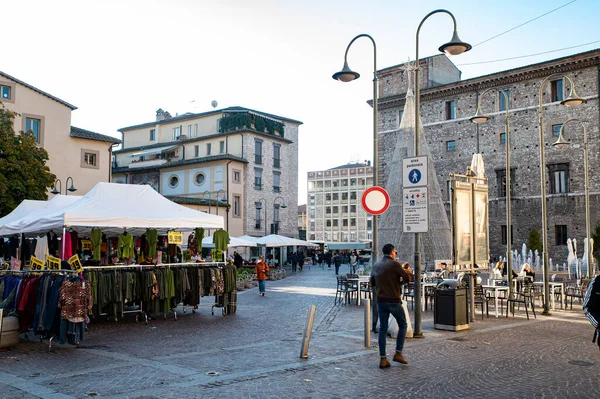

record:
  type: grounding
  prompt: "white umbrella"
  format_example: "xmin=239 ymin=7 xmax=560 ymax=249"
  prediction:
xmin=202 ymin=235 xmax=258 ymax=248
xmin=256 ymin=234 xmax=319 ymax=247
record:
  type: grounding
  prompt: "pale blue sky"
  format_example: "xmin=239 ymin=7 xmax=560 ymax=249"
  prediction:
xmin=2 ymin=0 xmax=599 ymax=203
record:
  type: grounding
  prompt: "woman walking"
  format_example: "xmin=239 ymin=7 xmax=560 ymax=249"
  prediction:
xmin=255 ymin=255 xmax=270 ymax=296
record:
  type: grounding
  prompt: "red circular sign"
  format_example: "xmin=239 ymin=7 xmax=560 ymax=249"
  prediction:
xmin=361 ymin=186 xmax=390 ymax=215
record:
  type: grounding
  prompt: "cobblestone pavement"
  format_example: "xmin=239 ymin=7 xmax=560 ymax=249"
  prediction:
xmin=1 ymin=264 xmax=598 ymax=398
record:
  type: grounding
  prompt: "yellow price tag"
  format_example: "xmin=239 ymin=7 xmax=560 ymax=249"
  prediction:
xmin=46 ymin=255 xmax=61 ymax=270
xmin=81 ymin=240 xmax=93 ymax=251
xmin=31 ymin=256 xmax=46 ymax=271
xmin=2 ymin=262 xmax=11 ymax=270
xmin=68 ymin=254 xmax=83 ymax=273
xmin=168 ymin=231 xmax=183 ymax=245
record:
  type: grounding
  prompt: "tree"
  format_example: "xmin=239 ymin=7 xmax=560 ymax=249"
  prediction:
xmin=0 ymin=104 xmax=56 ymax=216
xmin=526 ymin=228 xmax=543 ymax=254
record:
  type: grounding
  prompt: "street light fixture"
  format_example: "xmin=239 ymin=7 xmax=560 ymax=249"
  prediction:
xmin=51 ymin=177 xmax=77 ymax=195
xmin=332 ymin=33 xmax=379 ymax=265
xmin=273 ymin=196 xmax=287 ymax=235
xmin=413 ymin=9 xmax=471 ymax=337
xmin=66 ymin=177 xmax=77 ymax=194
xmin=215 ymin=189 xmax=226 ymax=216
xmin=538 ymin=74 xmax=586 ymax=315
xmin=51 ymin=179 xmax=62 ymax=195
xmin=470 ymin=89 xmax=513 ymax=296
xmin=552 ymin=119 xmax=592 ymax=279
xmin=202 ymin=190 xmax=212 ymax=214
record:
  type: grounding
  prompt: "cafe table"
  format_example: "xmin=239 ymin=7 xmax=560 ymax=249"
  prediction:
xmin=482 ymin=285 xmax=510 ymax=318
xmin=533 ymin=281 xmax=565 ymax=310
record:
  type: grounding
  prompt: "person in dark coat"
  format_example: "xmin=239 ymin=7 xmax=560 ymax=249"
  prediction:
xmin=233 ymin=251 xmax=244 ymax=268
xmin=291 ymin=252 xmax=298 ymax=272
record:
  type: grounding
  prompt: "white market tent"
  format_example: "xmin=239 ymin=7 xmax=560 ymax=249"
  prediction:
xmin=2 ymin=183 xmax=223 ymax=237
xmin=0 ymin=195 xmax=83 ymax=236
xmin=0 ymin=199 xmax=46 ymax=227
xmin=256 ymin=234 xmax=319 ymax=248
xmin=201 ymin=235 xmax=258 ymax=248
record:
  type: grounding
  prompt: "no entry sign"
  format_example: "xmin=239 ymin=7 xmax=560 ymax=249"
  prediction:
xmin=361 ymin=186 xmax=390 ymax=215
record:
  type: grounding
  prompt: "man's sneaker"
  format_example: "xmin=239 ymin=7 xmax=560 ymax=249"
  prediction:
xmin=393 ymin=351 xmax=408 ymax=364
xmin=379 ymin=357 xmax=391 ymax=369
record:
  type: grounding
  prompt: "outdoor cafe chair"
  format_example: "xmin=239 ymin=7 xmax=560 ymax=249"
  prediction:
xmin=403 ymin=282 xmax=415 ymax=310
xmin=424 ymin=285 xmax=436 ymax=311
xmin=565 ymin=280 xmax=590 ymax=310
xmin=346 ymin=274 xmax=360 ymax=304
xmin=473 ymin=284 xmax=490 ymax=319
xmin=335 ymin=276 xmax=350 ymax=305
xmin=506 ymin=280 xmax=536 ymax=320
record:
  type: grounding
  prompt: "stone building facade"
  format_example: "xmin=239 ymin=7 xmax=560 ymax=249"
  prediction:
xmin=376 ymin=49 xmax=600 ymax=265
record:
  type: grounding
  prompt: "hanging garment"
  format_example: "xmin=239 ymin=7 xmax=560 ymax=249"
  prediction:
xmin=146 ymin=229 xmax=158 ymax=259
xmin=118 ymin=233 xmax=134 ymax=259
xmin=34 ymin=236 xmax=48 ymax=260
xmin=212 ymin=229 xmax=230 ymax=252
xmin=59 ymin=278 xmax=92 ymax=323
xmin=91 ymin=228 xmax=102 ymax=261
xmin=60 ymin=233 xmax=73 ymax=259
xmin=195 ymin=228 xmax=205 ymax=253
xmin=48 ymin=232 xmax=59 ymax=257
xmin=188 ymin=233 xmax=198 ymax=257
xmin=70 ymin=231 xmax=80 ymax=257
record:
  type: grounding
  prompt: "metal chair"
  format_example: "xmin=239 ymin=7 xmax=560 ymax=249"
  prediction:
xmin=473 ymin=285 xmax=490 ymax=319
xmin=506 ymin=281 xmax=536 ymax=320
xmin=335 ymin=276 xmax=349 ymax=305
xmin=402 ymin=282 xmax=415 ymax=310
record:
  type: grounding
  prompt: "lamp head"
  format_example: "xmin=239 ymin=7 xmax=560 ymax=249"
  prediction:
xmin=332 ymin=61 xmax=360 ymax=82
xmin=469 ymin=110 xmax=491 ymax=124
xmin=280 ymin=203 xmax=287 ymax=209
xmin=438 ymin=31 xmax=472 ymax=56
xmin=560 ymin=94 xmax=587 ymax=107
xmin=256 ymin=203 xmax=263 ymax=210
xmin=67 ymin=184 xmax=77 ymax=193
xmin=552 ymin=133 xmax=569 ymax=148
xmin=51 ymin=187 xmax=60 ymax=195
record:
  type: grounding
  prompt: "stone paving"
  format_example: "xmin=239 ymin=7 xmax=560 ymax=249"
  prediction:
xmin=0 ymin=264 xmax=598 ymax=398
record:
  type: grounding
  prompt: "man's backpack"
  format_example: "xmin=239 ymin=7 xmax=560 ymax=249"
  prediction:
xmin=583 ymin=276 xmax=600 ymax=349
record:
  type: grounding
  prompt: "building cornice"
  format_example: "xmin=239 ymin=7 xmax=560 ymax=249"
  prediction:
xmin=378 ymin=50 xmax=600 ymax=110
xmin=112 ymin=154 xmax=248 ymax=174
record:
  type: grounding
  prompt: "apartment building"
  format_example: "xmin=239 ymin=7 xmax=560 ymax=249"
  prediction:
xmin=307 ymin=162 xmax=373 ymax=244
xmin=112 ymin=106 xmax=301 ymax=238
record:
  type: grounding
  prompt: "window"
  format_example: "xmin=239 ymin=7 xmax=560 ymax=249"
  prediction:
xmin=25 ymin=117 xmax=41 ymax=143
xmin=496 ymin=169 xmax=514 ymax=197
xmin=342 ymin=193 xmax=348 ymax=201
xmin=550 ymin=79 xmax=564 ymax=102
xmin=500 ymin=132 xmax=506 ymax=145
xmin=168 ymin=175 xmax=179 ymax=188
xmin=341 ymin=205 xmax=348 ymax=214
xmin=206 ymin=143 xmax=212 ymax=155
xmin=326 ymin=220 xmax=331 ymax=227
xmin=310 ymin=195 xmax=315 ymax=206
xmin=548 ymin=164 xmax=569 ymax=194
xmin=194 ymin=145 xmax=199 ymax=158
xmin=310 ymin=207 xmax=315 ymax=218
xmin=255 ymin=140 xmax=263 ymax=164
xmin=350 ymin=205 xmax=356 ymax=213
xmin=233 ymin=170 xmax=240 ymax=183
xmin=398 ymin=110 xmax=404 ymax=125
xmin=188 ymin=125 xmax=192 ymax=137
xmin=273 ymin=205 xmax=280 ymax=223
xmin=332 ymin=232 xmax=338 ymax=242
xmin=555 ymin=225 xmax=568 ymax=245
xmin=501 ymin=225 xmax=514 ymax=245
xmin=350 ymin=192 xmax=357 ymax=200
xmin=445 ymin=100 xmax=455 ymax=120
xmin=343 ymin=219 xmax=348 ymax=227
xmin=367 ymin=219 xmax=372 ymax=229
xmin=326 ymin=193 xmax=331 ymax=201
xmin=333 ymin=219 xmax=338 ymax=227
xmin=447 ymin=180 xmax=452 ymax=201
xmin=446 ymin=140 xmax=456 ymax=152
xmin=273 ymin=144 xmax=281 ymax=168
xmin=254 ymin=169 xmax=262 ymax=190
xmin=1 ymin=85 xmax=11 ymax=100
xmin=326 ymin=206 xmax=331 ymax=214
xmin=332 ymin=206 xmax=338 ymax=214
xmin=194 ymin=172 xmax=205 ymax=186
xmin=273 ymin=172 xmax=280 ymax=193
xmin=194 ymin=124 xmax=199 ymax=137
xmin=255 ymin=204 xmax=262 ymax=229
xmin=81 ymin=149 xmax=99 ymax=169
xmin=552 ymin=124 xmax=563 ymax=137
xmin=150 ymin=129 xmax=156 ymax=141
xmin=173 ymin=126 xmax=181 ymax=140
xmin=350 ymin=218 xmax=356 ymax=227
xmin=332 ymin=193 xmax=338 ymax=201
xmin=219 ymin=141 xmax=225 ymax=154
xmin=233 ymin=195 xmax=240 ymax=217
xmin=499 ymin=89 xmax=510 ymax=111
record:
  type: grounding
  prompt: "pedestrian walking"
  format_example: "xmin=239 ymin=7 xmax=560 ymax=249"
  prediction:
xmin=350 ymin=251 xmax=358 ymax=274
xmin=325 ymin=252 xmax=332 ymax=270
xmin=334 ymin=253 xmax=342 ymax=275
xmin=255 ymin=255 xmax=269 ymax=296
xmin=291 ymin=252 xmax=298 ymax=272
xmin=233 ymin=251 xmax=244 ymax=268
xmin=370 ymin=243 xmax=410 ymax=368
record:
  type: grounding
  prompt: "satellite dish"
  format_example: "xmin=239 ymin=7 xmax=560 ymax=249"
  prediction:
xmin=211 ymin=100 xmax=218 ymax=108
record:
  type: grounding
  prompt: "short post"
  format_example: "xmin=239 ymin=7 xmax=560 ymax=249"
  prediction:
xmin=364 ymin=298 xmax=371 ymax=348
xmin=300 ymin=305 xmax=316 ymax=359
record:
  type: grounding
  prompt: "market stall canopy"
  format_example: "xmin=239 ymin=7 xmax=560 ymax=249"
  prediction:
xmin=256 ymin=234 xmax=319 ymax=247
xmin=0 ymin=195 xmax=82 ymax=236
xmin=0 ymin=199 xmax=46 ymax=227
xmin=4 ymin=183 xmax=224 ymax=236
xmin=237 ymin=235 xmax=261 ymax=243
xmin=202 ymin=235 xmax=258 ymax=248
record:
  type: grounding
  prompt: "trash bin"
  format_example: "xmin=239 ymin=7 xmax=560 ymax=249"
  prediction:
xmin=227 ymin=290 xmax=237 ymax=315
xmin=434 ymin=286 xmax=469 ymax=331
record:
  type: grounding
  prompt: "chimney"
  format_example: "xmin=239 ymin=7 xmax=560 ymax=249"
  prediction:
xmin=367 ymin=160 xmax=371 ymax=166
xmin=164 ymin=111 xmax=172 ymax=119
xmin=156 ymin=108 xmax=165 ymax=121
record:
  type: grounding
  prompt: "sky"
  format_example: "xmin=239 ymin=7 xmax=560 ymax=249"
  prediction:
xmin=2 ymin=0 xmax=599 ymax=205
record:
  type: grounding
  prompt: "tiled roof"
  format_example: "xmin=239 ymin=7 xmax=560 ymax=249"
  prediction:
xmin=118 ymin=106 xmax=302 ymax=132
xmin=70 ymin=126 xmax=121 ymax=144
xmin=112 ymin=154 xmax=248 ymax=174
xmin=0 ymin=70 xmax=77 ymax=110
xmin=328 ymin=163 xmax=370 ymax=170
xmin=166 ymin=196 xmax=229 ymax=207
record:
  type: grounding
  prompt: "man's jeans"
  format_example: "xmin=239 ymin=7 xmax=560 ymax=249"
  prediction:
xmin=258 ymin=280 xmax=266 ymax=293
xmin=377 ymin=301 xmax=408 ymax=357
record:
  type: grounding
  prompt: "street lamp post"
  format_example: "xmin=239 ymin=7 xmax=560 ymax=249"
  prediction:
xmin=538 ymin=74 xmax=587 ymax=315
xmin=202 ymin=190 xmax=212 ymax=214
xmin=553 ymin=119 xmax=592 ymax=279
xmin=470 ymin=89 xmax=513 ymax=296
xmin=256 ymin=198 xmax=267 ymax=236
xmin=414 ymin=9 xmax=471 ymax=337
xmin=273 ymin=196 xmax=287 ymax=235
xmin=51 ymin=177 xmax=77 ymax=195
xmin=215 ymin=189 xmax=226 ymax=216
xmin=332 ymin=34 xmax=379 ymax=265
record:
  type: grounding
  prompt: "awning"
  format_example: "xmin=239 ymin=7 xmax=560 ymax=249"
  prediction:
xmin=326 ymin=242 xmax=368 ymax=250
xmin=129 ymin=145 xmax=178 ymax=157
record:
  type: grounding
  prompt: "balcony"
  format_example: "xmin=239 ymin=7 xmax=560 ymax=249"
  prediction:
xmin=128 ymin=159 xmax=167 ymax=169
